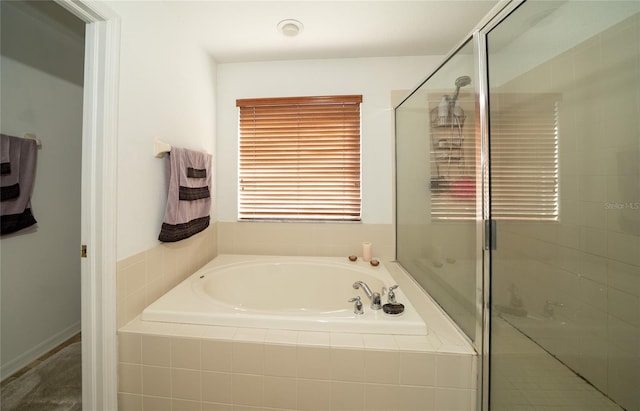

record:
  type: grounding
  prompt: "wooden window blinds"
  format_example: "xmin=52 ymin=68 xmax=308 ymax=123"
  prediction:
xmin=237 ymin=95 xmax=362 ymax=221
xmin=490 ymin=93 xmax=559 ymax=220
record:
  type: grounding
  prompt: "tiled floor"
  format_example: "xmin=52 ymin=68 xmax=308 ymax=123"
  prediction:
xmin=491 ymin=318 xmax=622 ymax=411
xmin=0 ymin=333 xmax=81 ymax=388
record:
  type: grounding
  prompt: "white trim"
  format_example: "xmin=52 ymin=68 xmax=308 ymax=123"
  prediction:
xmin=0 ymin=321 xmax=81 ymax=381
xmin=53 ymin=1 xmax=120 ymax=410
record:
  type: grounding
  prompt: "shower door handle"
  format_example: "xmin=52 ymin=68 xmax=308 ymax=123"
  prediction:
xmin=484 ymin=219 xmax=496 ymax=251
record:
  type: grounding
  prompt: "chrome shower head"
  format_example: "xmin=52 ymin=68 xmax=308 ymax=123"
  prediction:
xmin=455 ymin=75 xmax=472 ymax=88
xmin=452 ymin=75 xmax=471 ymax=102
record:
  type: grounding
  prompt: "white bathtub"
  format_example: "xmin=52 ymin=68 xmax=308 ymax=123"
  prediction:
xmin=141 ymin=254 xmax=428 ymax=335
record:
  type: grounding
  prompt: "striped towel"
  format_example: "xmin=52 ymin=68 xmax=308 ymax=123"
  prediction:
xmin=0 ymin=134 xmax=38 ymax=235
xmin=158 ymin=147 xmax=212 ymax=242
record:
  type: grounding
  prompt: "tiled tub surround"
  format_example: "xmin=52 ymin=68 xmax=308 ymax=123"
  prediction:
xmin=118 ymin=262 xmax=477 ymax=411
xmin=117 ymin=225 xmax=218 ymax=328
xmin=217 ymin=222 xmax=395 ymax=261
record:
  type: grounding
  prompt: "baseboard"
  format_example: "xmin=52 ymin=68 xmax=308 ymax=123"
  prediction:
xmin=0 ymin=321 xmax=81 ymax=381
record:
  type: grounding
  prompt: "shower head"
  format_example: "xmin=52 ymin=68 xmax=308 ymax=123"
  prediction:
xmin=455 ymin=76 xmax=472 ymax=88
xmin=452 ymin=75 xmax=471 ymax=102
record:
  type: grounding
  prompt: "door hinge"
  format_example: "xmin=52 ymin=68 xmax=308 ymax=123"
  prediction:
xmin=81 ymin=244 xmax=87 ymax=258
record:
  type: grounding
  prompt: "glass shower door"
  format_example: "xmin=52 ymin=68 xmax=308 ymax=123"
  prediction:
xmin=396 ymin=39 xmax=483 ymax=345
xmin=487 ymin=2 xmax=640 ymax=410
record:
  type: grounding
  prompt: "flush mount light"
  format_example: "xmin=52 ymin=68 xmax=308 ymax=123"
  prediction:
xmin=277 ymin=19 xmax=303 ymax=37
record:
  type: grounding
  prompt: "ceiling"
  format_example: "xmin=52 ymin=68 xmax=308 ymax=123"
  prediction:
xmin=167 ymin=1 xmax=502 ymax=63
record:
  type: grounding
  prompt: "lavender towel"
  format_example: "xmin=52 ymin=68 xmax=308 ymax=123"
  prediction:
xmin=158 ymin=147 xmax=212 ymax=242
xmin=0 ymin=134 xmax=38 ymax=234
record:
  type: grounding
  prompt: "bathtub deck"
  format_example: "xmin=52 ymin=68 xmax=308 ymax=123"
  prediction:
xmin=118 ymin=262 xmax=477 ymax=411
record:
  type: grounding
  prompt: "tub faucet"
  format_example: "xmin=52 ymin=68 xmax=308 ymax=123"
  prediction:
xmin=543 ymin=300 xmax=563 ymax=318
xmin=353 ymin=281 xmax=382 ymax=310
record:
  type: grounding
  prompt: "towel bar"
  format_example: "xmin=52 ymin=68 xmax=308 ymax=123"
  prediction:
xmin=24 ymin=133 xmax=42 ymax=148
xmin=154 ymin=140 xmax=172 ymax=158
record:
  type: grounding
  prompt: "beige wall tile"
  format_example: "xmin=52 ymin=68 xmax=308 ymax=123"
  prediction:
xmin=434 ymin=387 xmax=471 ymax=411
xmin=121 ymin=259 xmax=147 ymax=297
xmin=121 ymin=332 xmax=476 ymax=411
xmin=364 ymin=383 xmax=398 ymax=411
xmin=331 ymin=348 xmax=364 ymax=382
xmin=217 ymin=221 xmax=395 ymax=260
xmin=297 ymin=346 xmax=331 ymax=380
xmin=264 ymin=344 xmax=297 ymax=377
xmin=399 ymin=352 xmax=436 ymax=386
xmin=201 ymin=401 xmax=232 ymax=411
xmin=143 ymin=395 xmax=172 ymax=411
xmin=119 ymin=333 xmax=141 ymax=364
xmin=396 ymin=385 xmax=435 ymax=411
xmin=172 ymin=398 xmax=202 ymax=411
xmin=119 ymin=363 xmax=142 ymax=394
xmin=365 ymin=350 xmax=400 ymax=385
xmin=331 ymin=381 xmax=365 ymax=411
xmin=435 ymin=354 xmax=473 ymax=389
xmin=202 ymin=371 xmax=232 ymax=404
xmin=263 ymin=376 xmax=297 ymax=410
xmin=172 ymin=368 xmax=202 ymax=401
xmin=118 ymin=393 xmax=143 ymax=411
xmin=142 ymin=335 xmax=171 ymax=367
xmin=232 ymin=342 xmax=263 ymax=375
xmin=117 ymin=223 xmax=218 ymax=328
xmin=117 ymin=252 xmax=145 ymax=272
xmin=142 ymin=366 xmax=171 ymax=397
xmin=202 ymin=340 xmax=232 ymax=372
xmin=232 ymin=374 xmax=263 ymax=407
xmin=172 ymin=338 xmax=202 ymax=370
xmin=297 ymin=379 xmax=331 ymax=411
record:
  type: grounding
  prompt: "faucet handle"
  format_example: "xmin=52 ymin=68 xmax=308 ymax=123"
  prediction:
xmin=348 ymin=297 xmax=364 ymax=315
xmin=388 ymin=285 xmax=399 ymax=303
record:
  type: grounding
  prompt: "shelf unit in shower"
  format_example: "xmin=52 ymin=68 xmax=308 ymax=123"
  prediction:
xmin=428 ymin=97 xmax=468 ymax=192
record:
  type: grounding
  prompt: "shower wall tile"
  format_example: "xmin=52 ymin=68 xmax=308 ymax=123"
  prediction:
xmin=117 ymin=224 xmax=218 ymax=328
xmin=493 ymin=13 xmax=640 ymax=411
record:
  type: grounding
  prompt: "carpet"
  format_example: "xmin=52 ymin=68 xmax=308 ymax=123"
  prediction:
xmin=1 ymin=342 xmax=81 ymax=411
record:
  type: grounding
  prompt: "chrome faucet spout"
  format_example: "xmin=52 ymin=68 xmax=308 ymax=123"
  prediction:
xmin=353 ymin=281 xmax=382 ymax=310
xmin=353 ymin=281 xmax=373 ymax=299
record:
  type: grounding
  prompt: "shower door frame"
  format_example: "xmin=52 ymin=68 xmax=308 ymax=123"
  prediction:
xmin=473 ymin=1 xmax=538 ymax=410
xmin=393 ymin=1 xmax=527 ymax=409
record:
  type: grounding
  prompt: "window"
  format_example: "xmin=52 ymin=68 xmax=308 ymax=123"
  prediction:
xmin=237 ymin=95 xmax=362 ymax=221
xmin=490 ymin=93 xmax=559 ymax=221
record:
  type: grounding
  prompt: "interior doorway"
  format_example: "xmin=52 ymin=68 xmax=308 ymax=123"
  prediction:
xmin=2 ymin=0 xmax=120 ymax=408
xmin=0 ymin=0 xmax=85 ymax=391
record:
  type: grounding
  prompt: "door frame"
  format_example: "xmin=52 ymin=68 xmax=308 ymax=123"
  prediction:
xmin=53 ymin=1 xmax=120 ymax=409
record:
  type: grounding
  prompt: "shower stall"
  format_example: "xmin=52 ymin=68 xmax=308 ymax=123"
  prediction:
xmin=395 ymin=1 xmax=640 ymax=410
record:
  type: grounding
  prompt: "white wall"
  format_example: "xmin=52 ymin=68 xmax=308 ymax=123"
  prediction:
xmin=107 ymin=1 xmax=217 ymax=260
xmin=0 ymin=1 xmax=84 ymax=379
xmin=216 ymin=56 xmax=442 ymax=224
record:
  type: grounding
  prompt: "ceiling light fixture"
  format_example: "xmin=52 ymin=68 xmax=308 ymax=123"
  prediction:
xmin=277 ymin=19 xmax=303 ymax=37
